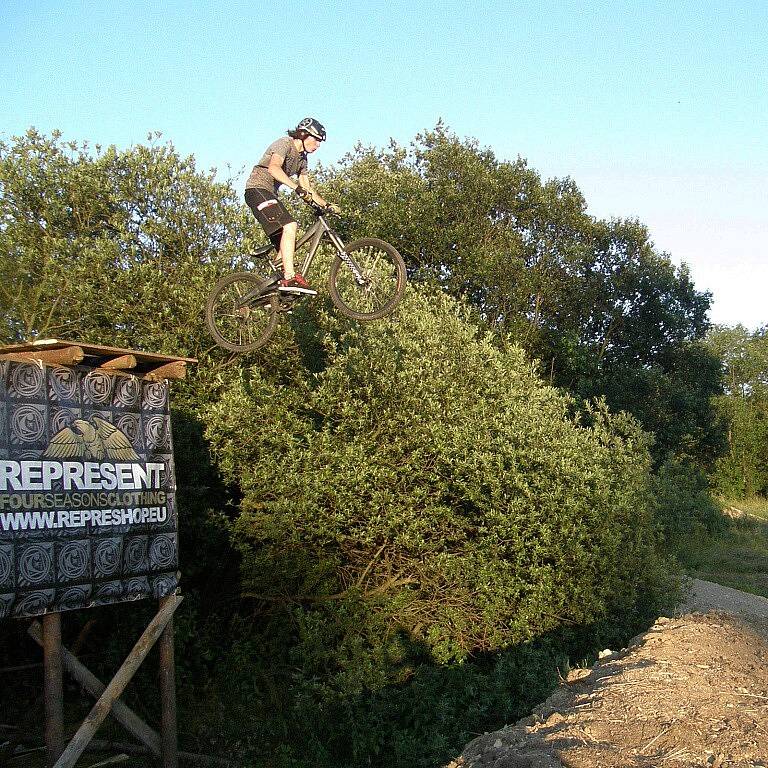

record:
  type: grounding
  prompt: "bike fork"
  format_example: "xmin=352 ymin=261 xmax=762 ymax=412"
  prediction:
xmin=327 ymin=232 xmax=366 ymax=285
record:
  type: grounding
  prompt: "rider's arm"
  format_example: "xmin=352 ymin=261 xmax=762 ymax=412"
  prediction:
xmin=298 ymin=172 xmax=329 ymax=207
xmin=267 ymin=153 xmax=300 ymax=191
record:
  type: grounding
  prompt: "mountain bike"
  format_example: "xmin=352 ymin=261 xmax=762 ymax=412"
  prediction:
xmin=205 ymin=199 xmax=407 ymax=352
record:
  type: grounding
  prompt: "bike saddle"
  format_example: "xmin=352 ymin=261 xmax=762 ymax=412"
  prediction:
xmin=253 ymin=243 xmax=276 ymax=258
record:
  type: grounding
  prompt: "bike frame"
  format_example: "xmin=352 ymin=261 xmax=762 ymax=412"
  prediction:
xmin=264 ymin=211 xmax=366 ymax=285
xmin=237 ymin=208 xmax=368 ymax=309
xmin=295 ymin=214 xmax=339 ymax=276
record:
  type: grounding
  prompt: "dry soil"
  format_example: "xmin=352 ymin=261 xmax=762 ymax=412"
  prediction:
xmin=446 ymin=579 xmax=768 ymax=768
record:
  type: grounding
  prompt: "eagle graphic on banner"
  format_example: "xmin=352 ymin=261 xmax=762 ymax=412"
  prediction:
xmin=44 ymin=417 xmax=140 ymax=461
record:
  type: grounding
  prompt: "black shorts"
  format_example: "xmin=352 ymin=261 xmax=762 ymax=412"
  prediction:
xmin=245 ymin=187 xmax=295 ymax=247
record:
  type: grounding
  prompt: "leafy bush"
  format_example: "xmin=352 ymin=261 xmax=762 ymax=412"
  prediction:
xmin=207 ymin=287 xmax=672 ymax=659
xmin=651 ymin=458 xmax=727 ymax=565
xmin=197 ymin=287 xmax=678 ymax=764
xmin=706 ymin=325 xmax=768 ymax=498
xmin=174 ymin=617 xmax=617 ymax=768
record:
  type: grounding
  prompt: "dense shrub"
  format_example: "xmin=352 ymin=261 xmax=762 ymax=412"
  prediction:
xmin=650 ymin=458 xmax=728 ymax=565
xmin=707 ymin=326 xmax=768 ymax=499
xmin=173 ymin=613 xmax=642 ymax=768
xmin=208 ymin=291 xmax=671 ymax=650
xmin=195 ymin=288 xmax=679 ymax=764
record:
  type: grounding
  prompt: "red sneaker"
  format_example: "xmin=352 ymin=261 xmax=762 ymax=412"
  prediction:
xmin=278 ymin=273 xmax=317 ymax=295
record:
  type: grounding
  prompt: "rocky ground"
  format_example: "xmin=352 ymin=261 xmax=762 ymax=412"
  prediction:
xmin=446 ymin=580 xmax=768 ymax=768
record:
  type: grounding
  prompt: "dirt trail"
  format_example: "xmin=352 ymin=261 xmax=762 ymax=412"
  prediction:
xmin=446 ymin=580 xmax=768 ymax=768
xmin=683 ymin=579 xmax=768 ymax=637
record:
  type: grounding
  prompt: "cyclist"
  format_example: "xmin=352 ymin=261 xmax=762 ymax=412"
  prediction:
xmin=245 ymin=117 xmax=338 ymax=295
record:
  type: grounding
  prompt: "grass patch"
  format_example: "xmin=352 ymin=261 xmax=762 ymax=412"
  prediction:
xmin=685 ymin=496 xmax=768 ymax=598
xmin=720 ymin=496 xmax=768 ymax=520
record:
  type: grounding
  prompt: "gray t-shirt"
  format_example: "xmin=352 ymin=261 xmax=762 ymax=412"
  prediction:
xmin=246 ymin=136 xmax=308 ymax=192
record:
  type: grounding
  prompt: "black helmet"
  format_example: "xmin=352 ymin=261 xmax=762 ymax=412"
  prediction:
xmin=296 ymin=117 xmax=326 ymax=141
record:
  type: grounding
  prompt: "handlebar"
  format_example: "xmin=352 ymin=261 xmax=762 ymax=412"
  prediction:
xmin=305 ymin=198 xmax=340 ymax=217
xmin=294 ymin=186 xmax=339 ymax=217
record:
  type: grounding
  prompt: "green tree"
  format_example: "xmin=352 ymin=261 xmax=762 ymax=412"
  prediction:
xmin=0 ymin=128 xmax=254 ymax=357
xmin=0 ymin=127 xmax=685 ymax=767
xmin=318 ymin=124 xmax=721 ymax=464
xmin=707 ymin=325 xmax=768 ymax=497
xmin=207 ymin=288 xmax=673 ymax=666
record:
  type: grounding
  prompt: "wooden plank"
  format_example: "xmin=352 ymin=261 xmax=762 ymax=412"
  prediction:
xmin=27 ymin=622 xmax=162 ymax=757
xmin=144 ymin=361 xmax=187 ymax=382
xmin=0 ymin=346 xmax=84 ymax=366
xmin=52 ymin=595 xmax=183 ymax=768
xmin=0 ymin=339 xmax=196 ymax=364
xmin=85 ymin=755 xmax=130 ymax=768
xmin=42 ymin=614 xmax=64 ymax=768
xmin=99 ymin=355 xmax=138 ymax=371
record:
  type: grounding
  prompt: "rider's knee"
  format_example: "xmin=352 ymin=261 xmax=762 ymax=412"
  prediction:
xmin=282 ymin=221 xmax=298 ymax=235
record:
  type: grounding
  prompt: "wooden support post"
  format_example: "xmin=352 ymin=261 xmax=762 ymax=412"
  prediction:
xmin=42 ymin=613 xmax=64 ymax=768
xmin=158 ymin=596 xmax=179 ymax=768
xmin=27 ymin=622 xmax=162 ymax=756
xmin=52 ymin=594 xmax=183 ymax=768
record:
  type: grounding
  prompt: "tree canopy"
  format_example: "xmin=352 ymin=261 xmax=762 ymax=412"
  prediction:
xmin=0 ymin=126 xmax=719 ymax=767
xmin=0 ymin=126 xmax=722 ymax=468
xmin=317 ymin=124 xmax=721 ymax=464
xmin=707 ymin=325 xmax=768 ymax=497
xmin=0 ymin=128 xmax=252 ymax=355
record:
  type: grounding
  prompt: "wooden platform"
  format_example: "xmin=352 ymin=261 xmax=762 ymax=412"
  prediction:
xmin=0 ymin=339 xmax=197 ymax=381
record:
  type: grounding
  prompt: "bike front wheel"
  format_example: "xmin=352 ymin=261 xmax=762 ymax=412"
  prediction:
xmin=205 ymin=272 xmax=280 ymax=352
xmin=328 ymin=238 xmax=407 ymax=321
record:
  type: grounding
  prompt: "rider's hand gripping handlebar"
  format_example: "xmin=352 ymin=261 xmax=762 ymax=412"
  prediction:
xmin=295 ymin=184 xmax=312 ymax=203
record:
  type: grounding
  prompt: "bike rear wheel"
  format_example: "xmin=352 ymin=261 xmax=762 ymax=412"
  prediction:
xmin=328 ymin=238 xmax=406 ymax=320
xmin=205 ymin=272 xmax=279 ymax=352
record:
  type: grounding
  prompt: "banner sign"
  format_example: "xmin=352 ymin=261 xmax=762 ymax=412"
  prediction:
xmin=0 ymin=361 xmax=179 ymax=619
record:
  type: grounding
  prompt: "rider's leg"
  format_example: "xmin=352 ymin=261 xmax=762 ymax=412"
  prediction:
xmin=244 ymin=191 xmax=314 ymax=293
xmin=245 ymin=189 xmax=297 ymax=275
xmin=279 ymin=221 xmax=299 ymax=279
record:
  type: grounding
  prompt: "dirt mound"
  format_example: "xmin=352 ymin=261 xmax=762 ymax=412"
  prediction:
xmin=447 ymin=611 xmax=768 ymax=768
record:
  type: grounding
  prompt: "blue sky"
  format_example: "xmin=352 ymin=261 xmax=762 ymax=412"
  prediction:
xmin=3 ymin=0 xmax=766 ymax=330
